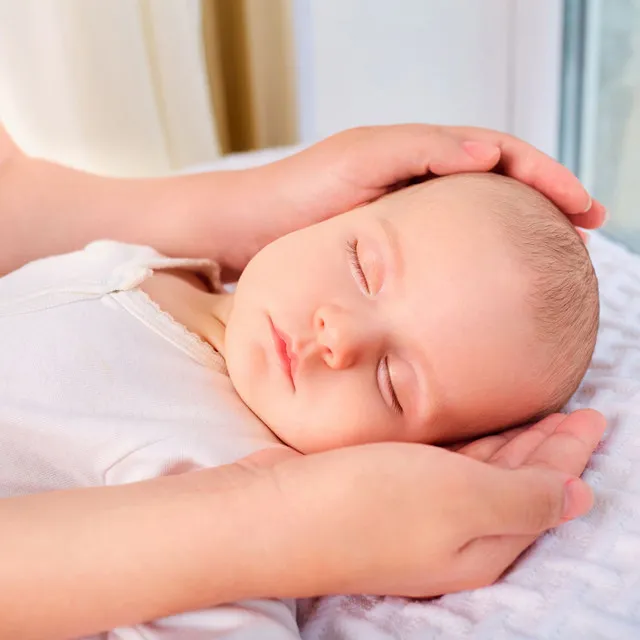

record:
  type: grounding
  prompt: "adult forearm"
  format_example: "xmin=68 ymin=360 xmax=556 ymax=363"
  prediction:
xmin=0 ymin=154 xmax=279 ymax=277
xmin=0 ymin=435 xmax=594 ymax=639
xmin=1 ymin=445 xmax=396 ymax=639
xmin=0 ymin=466 xmax=301 ymax=639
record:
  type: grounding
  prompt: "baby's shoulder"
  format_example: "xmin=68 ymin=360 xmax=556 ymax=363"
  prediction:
xmin=0 ymin=241 xmax=163 ymax=317
xmin=2 ymin=240 xmax=160 ymax=287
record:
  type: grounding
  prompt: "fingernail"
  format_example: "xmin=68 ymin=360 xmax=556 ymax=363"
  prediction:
xmin=582 ymin=195 xmax=593 ymax=213
xmin=562 ymin=478 xmax=588 ymax=521
xmin=603 ymin=208 xmax=610 ymax=224
xmin=462 ymin=140 xmax=500 ymax=161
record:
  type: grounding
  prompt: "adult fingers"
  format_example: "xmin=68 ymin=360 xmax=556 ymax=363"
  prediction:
xmin=436 ymin=467 xmax=591 ymax=591
xmin=453 ymin=412 xmax=565 ymax=463
xmin=452 ymin=473 xmax=592 ymax=588
xmin=446 ymin=126 xmax=603 ymax=225
xmin=454 ymin=410 xmax=605 ymax=586
xmin=451 ymin=410 xmax=603 ymax=540
xmin=452 ymin=426 xmax=528 ymax=460
xmin=372 ymin=125 xmax=502 ymax=179
xmin=486 ymin=413 xmax=568 ymax=469
xmin=467 ymin=464 xmax=593 ymax=538
xmin=472 ymin=410 xmax=604 ymax=535
xmin=521 ymin=408 xmax=606 ymax=477
xmin=458 ymin=410 xmax=604 ymax=540
xmin=571 ymin=204 xmax=607 ymax=229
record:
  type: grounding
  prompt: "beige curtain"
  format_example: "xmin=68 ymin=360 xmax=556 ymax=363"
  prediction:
xmin=202 ymin=0 xmax=298 ymax=154
xmin=0 ymin=0 xmax=297 ymax=176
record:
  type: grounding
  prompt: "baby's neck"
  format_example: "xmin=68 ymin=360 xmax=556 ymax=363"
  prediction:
xmin=139 ymin=268 xmax=233 ymax=355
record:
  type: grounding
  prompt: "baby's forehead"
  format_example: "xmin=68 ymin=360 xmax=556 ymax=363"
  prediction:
xmin=373 ymin=181 xmax=537 ymax=322
xmin=376 ymin=176 xmax=511 ymax=239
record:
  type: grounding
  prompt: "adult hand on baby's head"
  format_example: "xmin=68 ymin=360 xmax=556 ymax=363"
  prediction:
xmin=260 ymin=124 xmax=605 ymax=245
xmin=443 ymin=125 xmax=605 ymax=228
xmin=241 ymin=409 xmax=604 ymax=600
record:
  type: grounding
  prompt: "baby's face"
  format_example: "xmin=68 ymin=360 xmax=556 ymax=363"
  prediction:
xmin=225 ymin=179 xmax=549 ymax=453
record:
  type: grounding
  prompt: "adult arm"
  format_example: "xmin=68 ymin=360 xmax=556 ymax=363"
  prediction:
xmin=0 ymin=124 xmax=604 ymax=277
xmin=0 ymin=410 xmax=604 ymax=640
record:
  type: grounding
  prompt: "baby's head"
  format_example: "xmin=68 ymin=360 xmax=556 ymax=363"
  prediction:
xmin=225 ymin=173 xmax=599 ymax=453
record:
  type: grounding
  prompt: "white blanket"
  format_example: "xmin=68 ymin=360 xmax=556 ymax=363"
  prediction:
xmin=299 ymin=231 xmax=640 ymax=639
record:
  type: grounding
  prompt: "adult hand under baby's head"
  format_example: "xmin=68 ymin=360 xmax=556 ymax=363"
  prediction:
xmin=224 ymin=174 xmax=598 ymax=453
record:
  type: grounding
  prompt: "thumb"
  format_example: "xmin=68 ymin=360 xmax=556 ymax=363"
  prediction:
xmin=474 ymin=467 xmax=594 ymax=537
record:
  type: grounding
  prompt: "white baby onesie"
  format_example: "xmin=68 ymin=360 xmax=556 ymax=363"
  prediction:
xmin=0 ymin=240 xmax=301 ymax=639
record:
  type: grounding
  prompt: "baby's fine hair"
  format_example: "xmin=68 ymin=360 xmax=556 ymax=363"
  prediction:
xmin=448 ymin=172 xmax=599 ymax=414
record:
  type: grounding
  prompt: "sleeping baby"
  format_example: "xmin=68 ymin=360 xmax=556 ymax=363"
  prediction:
xmin=0 ymin=171 xmax=598 ymax=638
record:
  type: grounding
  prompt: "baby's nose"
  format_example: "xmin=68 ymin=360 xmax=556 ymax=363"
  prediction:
xmin=313 ymin=305 xmax=361 ymax=369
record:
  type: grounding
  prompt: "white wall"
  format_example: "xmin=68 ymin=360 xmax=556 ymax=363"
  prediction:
xmin=0 ymin=0 xmax=219 ymax=175
xmin=293 ymin=0 xmax=563 ymax=157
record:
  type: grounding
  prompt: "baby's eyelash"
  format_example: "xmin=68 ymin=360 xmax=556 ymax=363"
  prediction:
xmin=384 ymin=356 xmax=403 ymax=415
xmin=377 ymin=357 xmax=403 ymax=416
xmin=348 ymin=241 xmax=400 ymax=416
xmin=346 ymin=239 xmax=370 ymax=293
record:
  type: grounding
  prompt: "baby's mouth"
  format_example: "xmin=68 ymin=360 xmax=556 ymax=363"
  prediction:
xmin=269 ymin=317 xmax=297 ymax=390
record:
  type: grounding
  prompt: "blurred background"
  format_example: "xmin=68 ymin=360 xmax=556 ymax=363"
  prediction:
xmin=0 ymin=0 xmax=638 ymax=248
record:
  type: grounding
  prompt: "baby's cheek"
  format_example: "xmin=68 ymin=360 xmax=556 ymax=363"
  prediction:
xmin=345 ymin=406 xmax=398 ymax=446
xmin=284 ymin=399 xmax=372 ymax=453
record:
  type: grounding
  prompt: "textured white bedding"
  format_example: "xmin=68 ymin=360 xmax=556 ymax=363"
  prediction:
xmin=191 ymin=150 xmax=640 ymax=639
xmin=299 ymin=232 xmax=640 ymax=640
